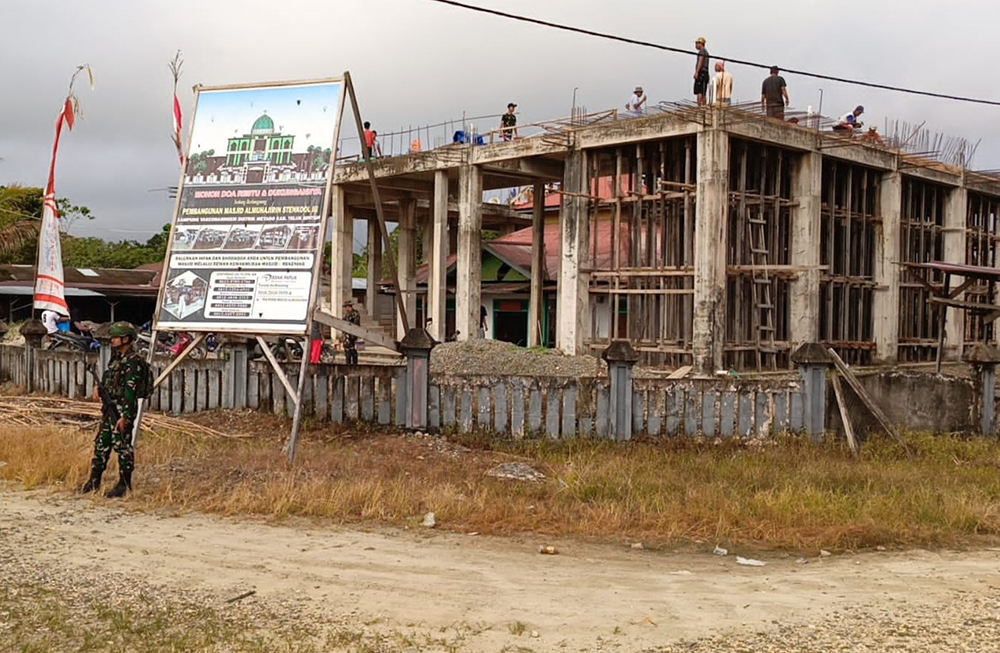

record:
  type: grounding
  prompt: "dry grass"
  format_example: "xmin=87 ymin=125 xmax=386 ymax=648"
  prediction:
xmin=3 ymin=414 xmax=1000 ymax=552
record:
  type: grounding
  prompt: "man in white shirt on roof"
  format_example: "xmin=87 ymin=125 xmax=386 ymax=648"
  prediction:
xmin=626 ymin=86 xmax=647 ymax=117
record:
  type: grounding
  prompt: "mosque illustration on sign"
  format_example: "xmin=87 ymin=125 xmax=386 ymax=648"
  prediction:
xmin=184 ymin=113 xmax=332 ymax=185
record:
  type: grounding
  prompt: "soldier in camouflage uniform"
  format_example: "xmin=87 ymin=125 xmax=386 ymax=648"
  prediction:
xmin=342 ymin=300 xmax=360 ymax=366
xmin=80 ymin=321 xmax=146 ymax=497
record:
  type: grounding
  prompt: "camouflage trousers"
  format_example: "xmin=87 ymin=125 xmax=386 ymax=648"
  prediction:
xmin=91 ymin=414 xmax=134 ymax=475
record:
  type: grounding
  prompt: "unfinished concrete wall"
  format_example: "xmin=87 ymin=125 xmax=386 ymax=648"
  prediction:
xmin=585 ymin=136 xmax=696 ymax=367
xmin=964 ymin=192 xmax=999 ymax=348
xmin=818 ymin=160 xmax=879 ymax=365
xmin=725 ymin=139 xmax=794 ymax=370
xmin=897 ymin=177 xmax=947 ymax=362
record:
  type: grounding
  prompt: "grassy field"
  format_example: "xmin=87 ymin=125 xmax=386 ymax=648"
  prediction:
xmin=2 ymin=413 xmax=1000 ymax=552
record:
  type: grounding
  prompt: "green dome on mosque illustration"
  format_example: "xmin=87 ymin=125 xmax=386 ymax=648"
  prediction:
xmin=250 ymin=113 xmax=275 ymax=135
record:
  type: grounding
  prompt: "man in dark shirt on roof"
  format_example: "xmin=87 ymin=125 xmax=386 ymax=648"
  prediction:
xmin=500 ymin=103 xmax=518 ymax=141
xmin=760 ymin=66 xmax=790 ymax=120
xmin=693 ymin=37 xmax=710 ymax=106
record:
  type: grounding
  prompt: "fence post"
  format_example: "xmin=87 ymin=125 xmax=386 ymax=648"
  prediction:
xmin=401 ymin=328 xmax=436 ymax=429
xmin=791 ymin=343 xmax=832 ymax=442
xmin=603 ymin=340 xmax=639 ymax=441
xmin=20 ymin=320 xmax=47 ymax=394
xmin=964 ymin=343 xmax=1000 ymax=437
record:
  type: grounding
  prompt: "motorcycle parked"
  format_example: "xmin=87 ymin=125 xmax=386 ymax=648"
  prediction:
xmin=43 ymin=330 xmax=100 ymax=352
xmin=137 ymin=329 xmax=204 ymax=359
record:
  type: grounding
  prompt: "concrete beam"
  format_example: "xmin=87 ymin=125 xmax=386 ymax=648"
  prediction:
xmin=528 ymin=182 xmax=546 ymax=347
xmin=692 ymin=122 xmax=730 ymax=375
xmin=397 ymin=198 xmax=417 ymax=340
xmin=428 ymin=171 xmax=449 ymax=342
xmin=481 ymin=157 xmax=565 ymax=181
xmin=455 ymin=164 xmax=483 ymax=341
xmin=874 ymin=172 xmax=902 ymax=362
xmin=330 ymin=185 xmax=353 ymax=316
xmin=789 ymin=152 xmax=822 ymax=346
xmin=555 ymin=148 xmax=590 ymax=356
xmin=943 ymin=186 xmax=969 ymax=359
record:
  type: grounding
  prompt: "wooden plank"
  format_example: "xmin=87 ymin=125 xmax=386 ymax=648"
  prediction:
xmin=831 ymin=373 xmax=859 ymax=456
xmin=827 ymin=348 xmax=911 ymax=454
xmin=667 ymin=365 xmax=692 ymax=379
xmin=208 ymin=370 xmax=220 ymax=410
xmin=313 ymin=310 xmax=400 ymax=352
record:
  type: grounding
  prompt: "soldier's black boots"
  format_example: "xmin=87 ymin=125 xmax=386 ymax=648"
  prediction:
xmin=79 ymin=468 xmax=103 ymax=494
xmin=105 ymin=470 xmax=132 ymax=498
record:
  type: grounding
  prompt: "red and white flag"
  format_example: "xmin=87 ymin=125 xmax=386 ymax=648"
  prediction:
xmin=170 ymin=51 xmax=184 ymax=165
xmin=33 ymin=99 xmax=76 ymax=316
xmin=173 ymin=91 xmax=184 ymax=164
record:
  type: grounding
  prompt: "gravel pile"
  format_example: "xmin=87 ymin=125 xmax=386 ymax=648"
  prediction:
xmin=647 ymin=591 xmax=1000 ymax=652
xmin=430 ymin=339 xmax=606 ymax=377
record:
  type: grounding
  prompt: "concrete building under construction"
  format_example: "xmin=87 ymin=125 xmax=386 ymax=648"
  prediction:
xmin=328 ymin=105 xmax=1000 ymax=376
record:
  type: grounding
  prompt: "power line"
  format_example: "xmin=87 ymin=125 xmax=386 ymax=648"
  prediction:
xmin=418 ymin=0 xmax=1000 ymax=108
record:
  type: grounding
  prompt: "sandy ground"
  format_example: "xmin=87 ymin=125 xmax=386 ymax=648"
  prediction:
xmin=3 ymin=488 xmax=1000 ymax=651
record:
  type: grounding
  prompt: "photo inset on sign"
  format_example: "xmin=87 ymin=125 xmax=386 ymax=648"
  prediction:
xmin=193 ymin=227 xmax=229 ymax=250
xmin=161 ymin=271 xmax=209 ymax=320
xmin=257 ymin=225 xmax=291 ymax=250
xmin=173 ymin=228 xmax=201 ymax=251
xmin=223 ymin=225 xmax=262 ymax=250
xmin=287 ymin=225 xmax=319 ymax=251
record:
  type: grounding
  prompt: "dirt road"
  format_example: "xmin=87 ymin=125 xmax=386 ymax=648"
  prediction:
xmin=3 ymin=489 xmax=1000 ymax=651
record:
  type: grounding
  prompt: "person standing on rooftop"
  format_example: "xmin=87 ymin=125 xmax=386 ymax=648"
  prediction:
xmin=693 ymin=37 xmax=710 ymax=106
xmin=760 ymin=66 xmax=789 ymax=120
xmin=500 ymin=102 xmax=518 ymax=141
xmin=711 ymin=61 xmax=733 ymax=106
xmin=626 ymin=85 xmax=647 ymax=116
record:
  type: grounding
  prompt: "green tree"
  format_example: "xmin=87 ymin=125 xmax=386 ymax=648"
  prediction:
xmin=0 ymin=185 xmax=96 ymax=263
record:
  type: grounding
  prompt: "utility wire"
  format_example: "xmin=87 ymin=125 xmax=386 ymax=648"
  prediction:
xmin=419 ymin=0 xmax=1000 ymax=107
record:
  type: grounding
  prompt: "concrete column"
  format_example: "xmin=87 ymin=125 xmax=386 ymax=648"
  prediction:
xmin=366 ymin=216 xmax=382 ymax=320
xmin=791 ymin=343 xmax=832 ymax=441
xmin=428 ymin=170 xmax=449 ymax=342
xmin=789 ymin=152 xmax=822 ymax=346
xmin=401 ymin=328 xmax=435 ymax=429
xmin=455 ymin=163 xmax=483 ymax=341
xmin=20 ymin=319 xmax=46 ymax=393
xmin=692 ymin=121 xmax=729 ymax=375
xmin=556 ymin=148 xmax=590 ymax=355
xmin=943 ymin=186 xmax=968 ymax=359
xmin=873 ymin=172 xmax=902 ymax=362
xmin=397 ymin=198 xmax=417 ymax=340
xmin=603 ymin=340 xmax=639 ymax=441
xmin=528 ymin=182 xmax=546 ymax=348
xmin=330 ymin=185 xmax=353 ymax=316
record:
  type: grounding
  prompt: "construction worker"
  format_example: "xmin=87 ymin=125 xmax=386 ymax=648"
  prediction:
xmin=711 ymin=61 xmax=734 ymax=106
xmin=626 ymin=86 xmax=647 ymax=116
xmin=861 ymin=126 xmax=884 ymax=145
xmin=80 ymin=321 xmax=151 ymax=498
xmin=500 ymin=103 xmax=518 ymax=141
xmin=833 ymin=106 xmax=865 ymax=134
xmin=693 ymin=37 xmax=711 ymax=106
xmin=342 ymin=300 xmax=360 ymax=365
xmin=760 ymin=66 xmax=789 ymax=119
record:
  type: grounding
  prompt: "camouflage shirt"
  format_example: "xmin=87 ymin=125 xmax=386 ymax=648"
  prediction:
xmin=101 ymin=347 xmax=146 ymax=421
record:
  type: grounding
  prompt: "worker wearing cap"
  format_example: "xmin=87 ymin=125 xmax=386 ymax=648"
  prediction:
xmin=80 ymin=321 xmax=149 ymax=498
xmin=626 ymin=86 xmax=647 ymax=117
xmin=693 ymin=37 xmax=711 ymax=106
xmin=500 ymin=102 xmax=518 ymax=141
xmin=833 ymin=106 xmax=865 ymax=134
xmin=342 ymin=300 xmax=360 ymax=365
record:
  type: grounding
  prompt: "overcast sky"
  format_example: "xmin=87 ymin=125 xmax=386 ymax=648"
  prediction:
xmin=2 ymin=0 xmax=999 ymax=241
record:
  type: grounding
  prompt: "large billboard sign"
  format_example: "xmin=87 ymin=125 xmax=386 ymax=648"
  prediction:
xmin=155 ymin=79 xmax=343 ymax=334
